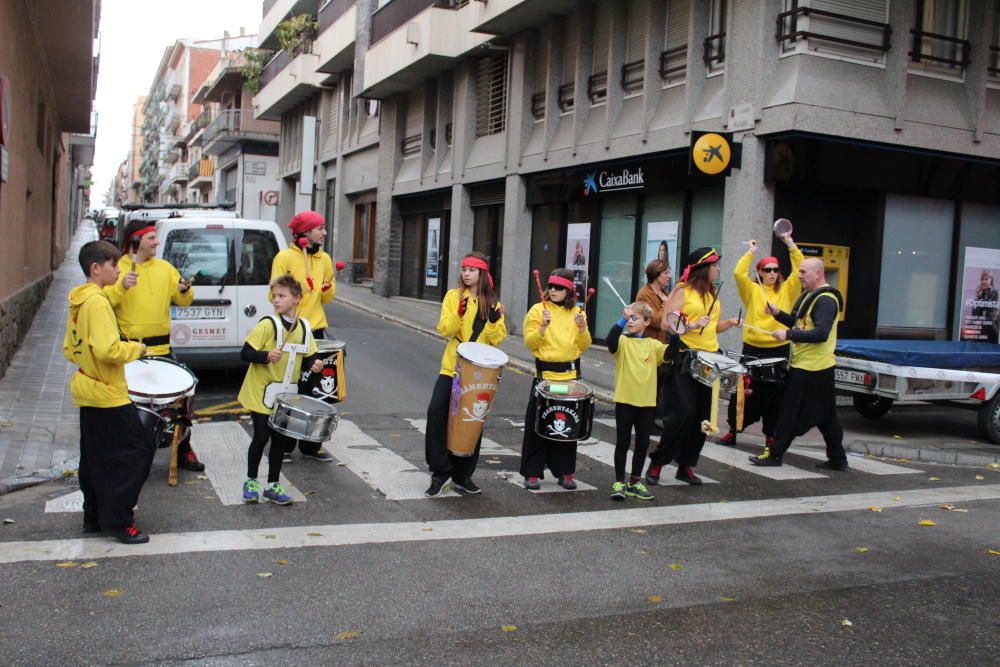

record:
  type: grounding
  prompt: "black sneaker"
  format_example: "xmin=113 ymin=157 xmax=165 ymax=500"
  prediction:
xmin=675 ymin=465 xmax=703 ymax=485
xmin=300 ymin=449 xmax=335 ymax=462
xmin=82 ymin=520 xmax=100 ymax=534
xmin=178 ymin=451 xmax=206 ymax=472
xmin=107 ymin=523 xmax=149 ymax=545
xmin=749 ymin=448 xmax=782 ymax=467
xmin=424 ymin=475 xmax=449 ymax=497
xmin=452 ymin=477 xmax=481 ymax=494
xmin=815 ymin=460 xmax=849 ymax=471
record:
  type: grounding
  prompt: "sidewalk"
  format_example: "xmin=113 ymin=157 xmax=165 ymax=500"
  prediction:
xmin=334 ymin=281 xmax=1000 ymax=469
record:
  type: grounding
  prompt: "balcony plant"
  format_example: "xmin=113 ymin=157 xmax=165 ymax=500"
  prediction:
xmin=276 ymin=14 xmax=318 ymax=57
xmin=241 ymin=48 xmax=275 ymax=95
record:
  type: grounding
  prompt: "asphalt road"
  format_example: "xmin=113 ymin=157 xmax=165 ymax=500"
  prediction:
xmin=1 ymin=302 xmax=998 ymax=665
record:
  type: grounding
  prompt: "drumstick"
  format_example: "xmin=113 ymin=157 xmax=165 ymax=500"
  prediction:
xmin=532 ymin=269 xmax=548 ymax=310
xmin=602 ymin=276 xmax=628 ymax=307
xmin=743 ymin=323 xmax=777 ymax=335
xmin=698 ymin=281 xmax=722 ymax=334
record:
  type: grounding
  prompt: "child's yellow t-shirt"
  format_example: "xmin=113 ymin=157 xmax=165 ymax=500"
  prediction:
xmin=237 ymin=316 xmax=318 ymax=414
xmin=613 ymin=335 xmax=667 ymax=407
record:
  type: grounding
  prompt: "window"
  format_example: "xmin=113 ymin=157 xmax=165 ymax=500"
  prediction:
xmin=661 ymin=0 xmax=689 ymax=85
xmin=560 ymin=16 xmax=577 ymax=112
xmin=475 ymin=55 xmax=508 ymax=137
xmin=623 ymin=0 xmax=649 ymax=94
xmin=989 ymin=0 xmax=1000 ymax=81
xmin=163 ymin=229 xmax=234 ymax=287
xmin=705 ymin=0 xmax=727 ymax=73
xmin=778 ymin=0 xmax=891 ymax=65
xmin=910 ymin=0 xmax=970 ymax=76
xmin=590 ymin=2 xmax=610 ymax=103
xmin=238 ymin=229 xmax=279 ymax=286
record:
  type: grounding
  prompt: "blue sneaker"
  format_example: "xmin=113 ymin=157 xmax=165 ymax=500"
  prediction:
xmin=242 ymin=479 xmax=260 ymax=503
xmin=263 ymin=483 xmax=293 ymax=505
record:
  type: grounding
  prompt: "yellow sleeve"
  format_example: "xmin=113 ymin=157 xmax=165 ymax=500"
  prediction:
xmin=169 ymin=262 xmax=195 ymax=307
xmin=523 ymin=304 xmax=543 ymax=352
xmin=437 ymin=290 xmax=463 ymax=339
xmin=653 ymin=339 xmax=668 ymax=366
xmin=104 ymin=274 xmax=126 ymax=308
xmin=734 ymin=251 xmax=754 ymax=305
xmin=321 ymin=255 xmax=335 ymax=304
xmin=87 ymin=299 xmax=143 ymax=364
xmin=781 ymin=245 xmax=805 ymax=304
xmin=245 ymin=319 xmax=274 ymax=351
xmin=576 ymin=314 xmax=593 ymax=353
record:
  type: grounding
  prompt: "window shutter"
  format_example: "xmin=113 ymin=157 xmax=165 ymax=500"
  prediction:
xmin=592 ymin=3 xmax=610 ymax=73
xmin=475 ymin=55 xmax=508 ymax=137
xmin=688 ymin=186 xmax=724 ymax=254
xmin=626 ymin=0 xmax=649 ymax=64
xmin=562 ymin=19 xmax=578 ymax=85
xmin=405 ymin=88 xmax=423 ymax=139
xmin=326 ymin=88 xmax=339 ymax=138
xmin=805 ymin=0 xmax=889 ymax=63
xmin=662 ymin=0 xmax=689 ymax=83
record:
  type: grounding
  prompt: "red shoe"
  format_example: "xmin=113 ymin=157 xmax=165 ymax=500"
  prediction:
xmin=718 ymin=432 xmax=737 ymax=447
xmin=524 ymin=476 xmax=541 ymax=490
xmin=645 ymin=464 xmax=662 ymax=486
xmin=558 ymin=474 xmax=578 ymax=490
xmin=179 ymin=450 xmax=206 ymax=472
xmin=675 ymin=464 xmax=703 ymax=486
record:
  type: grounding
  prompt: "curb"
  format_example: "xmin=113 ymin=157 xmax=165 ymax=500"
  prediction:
xmin=0 ymin=455 xmax=79 ymax=496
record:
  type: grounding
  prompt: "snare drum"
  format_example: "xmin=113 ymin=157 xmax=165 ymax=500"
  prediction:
xmin=534 ymin=380 xmax=595 ymax=441
xmin=716 ymin=359 xmax=746 ymax=394
xmin=125 ymin=357 xmax=198 ymax=448
xmin=298 ymin=339 xmax=346 ymax=404
xmin=268 ymin=393 xmax=340 ymax=442
xmin=447 ymin=342 xmax=509 ymax=457
xmin=745 ymin=357 xmax=788 ymax=384
xmin=687 ymin=351 xmax=745 ymax=393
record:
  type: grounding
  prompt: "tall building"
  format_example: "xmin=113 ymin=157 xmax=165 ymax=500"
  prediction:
xmin=254 ymin=0 xmax=1000 ymax=342
xmin=126 ymin=95 xmax=146 ymax=204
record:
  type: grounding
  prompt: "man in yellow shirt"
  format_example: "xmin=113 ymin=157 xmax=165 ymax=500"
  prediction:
xmin=107 ymin=220 xmax=203 ymax=472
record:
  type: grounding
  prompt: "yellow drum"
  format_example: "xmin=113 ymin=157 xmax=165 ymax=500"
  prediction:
xmin=446 ymin=342 xmax=509 ymax=457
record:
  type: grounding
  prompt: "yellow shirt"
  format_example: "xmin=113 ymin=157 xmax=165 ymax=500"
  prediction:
xmin=790 ymin=290 xmax=840 ymax=371
xmin=237 ymin=316 xmax=318 ymax=414
xmin=63 ymin=284 xmax=145 ymax=408
xmin=734 ymin=247 xmax=804 ymax=348
xmin=105 ymin=255 xmax=194 ymax=356
xmin=271 ymin=246 xmax=335 ymax=330
xmin=678 ymin=285 xmax=721 ymax=352
xmin=436 ymin=287 xmax=507 ymax=376
xmin=613 ymin=335 xmax=667 ymax=407
xmin=522 ymin=302 xmax=592 ymax=381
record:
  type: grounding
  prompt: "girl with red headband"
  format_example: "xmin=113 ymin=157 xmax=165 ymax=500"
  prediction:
xmin=717 ymin=229 xmax=803 ymax=449
xmin=645 ymin=247 xmax=741 ymax=486
xmin=424 ymin=251 xmax=507 ymax=497
xmin=519 ymin=268 xmax=592 ymax=490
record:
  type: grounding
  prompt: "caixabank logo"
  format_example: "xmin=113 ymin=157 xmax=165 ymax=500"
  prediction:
xmin=583 ymin=167 xmax=645 ymax=196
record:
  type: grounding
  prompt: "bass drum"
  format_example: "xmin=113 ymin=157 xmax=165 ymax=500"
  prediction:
xmin=534 ymin=379 xmax=595 ymax=442
xmin=134 ymin=405 xmax=166 ymax=451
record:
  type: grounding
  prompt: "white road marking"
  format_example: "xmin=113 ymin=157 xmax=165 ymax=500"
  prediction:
xmin=4 ymin=485 xmax=998 ymax=564
xmin=45 ymin=490 xmax=84 ymax=513
xmin=329 ymin=419 xmax=458 ymax=499
xmin=496 ymin=470 xmax=597 ymax=493
xmin=791 ymin=447 xmax=921 ymax=475
xmin=699 ymin=442 xmax=828 ymax=480
xmin=576 ymin=440 xmax=718 ymax=485
xmin=406 ymin=418 xmax=520 ymax=456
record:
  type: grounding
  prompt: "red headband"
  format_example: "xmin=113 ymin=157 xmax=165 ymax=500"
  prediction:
xmin=756 ymin=256 xmax=779 ymax=272
xmin=129 ymin=226 xmax=156 ymax=242
xmin=680 ymin=252 xmax=720 ymax=282
xmin=461 ymin=257 xmax=494 ymax=288
xmin=547 ymin=275 xmax=575 ymax=290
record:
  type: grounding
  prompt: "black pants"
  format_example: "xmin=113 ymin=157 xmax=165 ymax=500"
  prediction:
xmin=614 ymin=403 xmax=655 ymax=482
xmin=769 ymin=366 xmax=847 ymax=464
xmin=289 ymin=327 xmax=326 ymax=456
xmin=425 ymin=374 xmax=481 ymax=481
xmin=649 ymin=364 xmax=712 ymax=468
xmin=248 ymin=411 xmax=294 ymax=483
xmin=519 ymin=378 xmax=578 ymax=479
xmin=726 ymin=342 xmax=789 ymax=437
xmin=79 ymin=404 xmax=155 ymax=530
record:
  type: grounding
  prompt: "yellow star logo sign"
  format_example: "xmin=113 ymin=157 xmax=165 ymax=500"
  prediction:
xmin=692 ymin=133 xmax=732 ymax=175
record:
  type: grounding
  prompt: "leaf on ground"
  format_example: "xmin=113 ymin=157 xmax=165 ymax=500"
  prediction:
xmin=55 ymin=561 xmax=77 ymax=568
xmin=919 ymin=519 xmax=937 ymax=527
xmin=892 ymin=435 xmax=902 ymax=440
xmin=304 ymin=491 xmax=316 ymax=496
xmin=80 ymin=561 xmax=98 ymax=569
xmin=810 ymin=508 xmax=821 ymax=512
xmin=987 ymin=463 xmax=999 ymax=470
xmin=275 ymin=559 xmax=289 ymax=565
xmin=855 ymin=547 xmax=870 ymax=553
xmin=841 ymin=619 xmax=853 ymax=627
xmin=257 ymin=572 xmax=273 ymax=578
xmin=262 ymin=534 xmax=277 ymax=540
xmin=62 ymin=469 xmax=79 ymax=477
xmin=500 ymin=625 xmax=517 ymax=633
xmin=629 ymin=528 xmax=647 ymax=535
xmin=101 ymin=588 xmax=125 ymax=598
xmin=988 ymin=549 xmax=1000 ymax=556
xmin=898 ymin=458 xmax=911 ymax=463
xmin=0 ymin=418 xmax=13 ymax=427
xmin=647 ymin=595 xmax=662 ymax=603
xmin=196 ymin=475 xmax=209 ymax=480
xmin=668 ymin=563 xmax=683 ymax=571
xmin=720 ymin=499 xmax=729 ymax=504
xmin=336 ymin=462 xmax=347 ymax=467
xmin=892 ymin=496 xmax=901 ymax=501
xmin=422 ymin=527 xmax=434 ymax=532
xmin=2 ymin=518 xmax=15 ymax=524
xmin=721 ymin=597 xmax=737 ymax=602
xmin=335 ymin=630 xmax=362 ymax=640
xmin=635 ymin=548 xmax=651 ymax=557
xmin=868 ymin=506 xmax=884 ymax=512
xmin=306 ymin=532 xmax=323 ymax=537
xmin=940 ymin=504 xmax=956 ymax=510
xmin=928 ymin=476 xmax=941 ymax=481
xmin=183 ymin=480 xmax=199 ymax=485
xmin=976 ymin=475 xmax=986 ymax=481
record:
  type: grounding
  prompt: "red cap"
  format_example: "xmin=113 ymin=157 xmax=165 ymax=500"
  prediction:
xmin=289 ymin=211 xmax=325 ymax=235
xmin=756 ymin=256 xmax=779 ymax=272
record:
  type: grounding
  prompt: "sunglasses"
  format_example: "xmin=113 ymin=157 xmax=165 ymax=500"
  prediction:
xmin=627 ymin=314 xmax=640 ymax=322
xmin=547 ymin=284 xmax=569 ymax=291
xmin=759 ymin=267 xmax=780 ymax=274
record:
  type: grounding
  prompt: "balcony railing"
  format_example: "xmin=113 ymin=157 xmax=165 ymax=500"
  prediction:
xmin=587 ymin=72 xmax=608 ymax=104
xmin=557 ymin=83 xmax=574 ymax=112
xmin=776 ymin=6 xmax=891 ymax=55
xmin=530 ymin=92 xmax=545 ymax=120
xmin=188 ymin=158 xmax=214 ymax=181
xmin=203 ymin=109 xmax=280 ymax=145
xmin=370 ymin=0 xmax=463 ymax=46
xmin=703 ymin=32 xmax=726 ymax=69
xmin=909 ymin=28 xmax=971 ymax=71
xmin=259 ymin=50 xmax=293 ymax=89
xmin=621 ymin=60 xmax=644 ymax=94
xmin=659 ymin=44 xmax=687 ymax=83
xmin=319 ymin=0 xmax=354 ymax=34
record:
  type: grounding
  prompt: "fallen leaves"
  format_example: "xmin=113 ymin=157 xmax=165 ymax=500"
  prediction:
xmin=257 ymin=572 xmax=273 ymax=578
xmin=646 ymin=595 xmax=662 ymax=604
xmin=841 ymin=619 xmax=853 ymax=627
xmin=892 ymin=435 xmax=902 ymax=440
xmin=55 ymin=561 xmax=77 ymax=568
xmin=335 ymin=630 xmax=363 ymax=640
xmin=634 ymin=548 xmax=651 ymax=557
xmin=80 ymin=561 xmax=98 ymax=569
xmin=855 ymin=547 xmax=870 ymax=554
xmin=928 ymin=476 xmax=941 ymax=481
xmin=422 ymin=527 xmax=434 ymax=532
xmin=868 ymin=506 xmax=884 ymax=513
xmin=987 ymin=463 xmax=999 ymax=470
xmin=102 ymin=588 xmax=125 ymax=598
xmin=668 ymin=563 xmax=683 ymax=571
xmin=274 ymin=559 xmax=289 ymax=566
xmin=262 ymin=534 xmax=277 ymax=540
xmin=2 ymin=518 xmax=15 ymax=525
xmin=892 ymin=496 xmax=901 ymax=501
xmin=940 ymin=504 xmax=969 ymax=513
xmin=306 ymin=532 xmax=323 ymax=537
xmin=918 ymin=519 xmax=937 ymax=527
xmin=500 ymin=625 xmax=518 ymax=633
xmin=976 ymin=475 xmax=986 ymax=481
xmin=629 ymin=528 xmax=647 ymax=535
xmin=988 ymin=549 xmax=1000 ymax=556
xmin=720 ymin=597 xmax=738 ymax=602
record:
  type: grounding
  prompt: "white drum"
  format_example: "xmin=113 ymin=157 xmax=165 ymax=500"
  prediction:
xmin=456 ymin=342 xmax=509 ymax=370
xmin=125 ymin=357 xmax=197 ymax=406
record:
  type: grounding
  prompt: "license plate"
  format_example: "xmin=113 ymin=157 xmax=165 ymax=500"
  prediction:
xmin=171 ymin=306 xmax=226 ymax=320
xmin=835 ymin=368 xmax=873 ymax=387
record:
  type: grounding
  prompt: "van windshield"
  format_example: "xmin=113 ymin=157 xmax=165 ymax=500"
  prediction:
xmin=162 ymin=229 xmax=234 ymax=287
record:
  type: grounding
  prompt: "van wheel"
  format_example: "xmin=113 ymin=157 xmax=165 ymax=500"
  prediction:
xmin=852 ymin=395 xmax=892 ymax=420
xmin=976 ymin=393 xmax=1000 ymax=445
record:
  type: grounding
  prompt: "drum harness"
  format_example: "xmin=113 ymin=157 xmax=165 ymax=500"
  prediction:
xmin=262 ymin=315 xmax=314 ymax=408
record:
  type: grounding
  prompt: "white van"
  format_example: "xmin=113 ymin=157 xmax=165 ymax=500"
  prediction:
xmin=156 ymin=215 xmax=286 ymax=369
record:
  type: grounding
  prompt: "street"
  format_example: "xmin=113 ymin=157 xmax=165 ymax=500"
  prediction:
xmin=0 ymin=302 xmax=998 ymax=665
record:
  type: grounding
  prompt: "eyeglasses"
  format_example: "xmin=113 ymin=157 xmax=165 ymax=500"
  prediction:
xmin=760 ymin=267 xmax=780 ymax=274
xmin=547 ymin=284 xmax=569 ymax=291
xmin=627 ymin=314 xmax=640 ymax=322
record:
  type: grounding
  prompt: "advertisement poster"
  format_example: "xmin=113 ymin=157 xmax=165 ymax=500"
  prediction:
xmin=425 ymin=218 xmax=440 ymax=287
xmin=959 ymin=246 xmax=1000 ymax=343
xmin=565 ymin=223 xmax=590 ymax=301
xmin=644 ymin=221 xmax=679 ymax=286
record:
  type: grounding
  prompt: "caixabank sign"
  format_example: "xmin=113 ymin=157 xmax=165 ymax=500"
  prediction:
xmin=689 ymin=131 xmax=741 ymax=177
xmin=582 ymin=166 xmax=646 ymax=196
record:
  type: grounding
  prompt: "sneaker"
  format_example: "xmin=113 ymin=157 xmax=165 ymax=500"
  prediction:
xmin=815 ymin=459 xmax=849 ymax=472
xmin=452 ymin=477 xmax=481 ymax=494
xmin=718 ymin=432 xmax=737 ymax=447
xmin=178 ymin=450 xmax=206 ymax=472
xmin=263 ymin=483 xmax=293 ymax=505
xmin=765 ymin=436 xmax=775 ymax=448
xmin=524 ymin=476 xmax=541 ymax=491
xmin=645 ymin=464 xmax=662 ymax=486
xmin=558 ymin=474 xmax=577 ymax=490
xmin=610 ymin=481 xmax=626 ymax=501
xmin=82 ymin=519 xmax=100 ymax=534
xmin=242 ymin=478 xmax=261 ymax=503
xmin=626 ymin=481 xmax=655 ymax=500
xmin=675 ymin=465 xmax=703 ymax=485
xmin=300 ymin=449 xmax=334 ymax=462
xmin=424 ymin=475 xmax=449 ymax=497
xmin=282 ymin=453 xmax=294 ymax=464
xmin=107 ymin=523 xmax=149 ymax=545
xmin=749 ymin=449 xmax=781 ymax=467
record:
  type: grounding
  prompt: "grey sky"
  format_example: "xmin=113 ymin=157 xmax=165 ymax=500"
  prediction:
xmin=93 ymin=0 xmax=263 ymax=203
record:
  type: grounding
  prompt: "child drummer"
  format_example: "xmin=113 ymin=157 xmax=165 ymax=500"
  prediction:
xmin=424 ymin=252 xmax=506 ymax=498
xmin=519 ymin=268 xmax=592 ymax=490
xmin=607 ymin=302 xmax=670 ymax=501
xmin=237 ymin=274 xmax=322 ymax=505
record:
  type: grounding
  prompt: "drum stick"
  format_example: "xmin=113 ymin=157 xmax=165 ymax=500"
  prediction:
xmin=167 ymin=424 xmax=182 ymax=487
xmin=602 ymin=276 xmax=628 ymax=307
xmin=532 ymin=269 xmax=548 ymax=310
xmin=743 ymin=323 xmax=777 ymax=335
xmin=699 ymin=281 xmax=722 ymax=334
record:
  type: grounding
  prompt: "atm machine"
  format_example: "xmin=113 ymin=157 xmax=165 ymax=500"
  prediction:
xmin=798 ymin=243 xmax=849 ymax=321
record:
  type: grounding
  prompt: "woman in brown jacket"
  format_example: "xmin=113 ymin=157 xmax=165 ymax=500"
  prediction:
xmin=636 ymin=260 xmax=672 ymax=429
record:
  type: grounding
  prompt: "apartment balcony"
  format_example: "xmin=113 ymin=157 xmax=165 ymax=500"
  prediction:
xmin=188 ymin=158 xmax=215 ymax=188
xmin=473 ymin=0 xmax=578 ymax=36
xmin=363 ymin=0 xmax=491 ymax=97
xmin=260 ymin=0 xmax=321 ymax=50
xmin=315 ymin=0 xmax=357 ymax=75
xmin=169 ymin=161 xmax=190 ymax=184
xmin=253 ymin=49 xmax=325 ymax=120
xmin=202 ymin=108 xmax=280 ymax=156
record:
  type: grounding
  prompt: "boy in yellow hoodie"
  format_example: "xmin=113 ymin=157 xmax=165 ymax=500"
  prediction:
xmin=63 ymin=241 xmax=152 ymax=544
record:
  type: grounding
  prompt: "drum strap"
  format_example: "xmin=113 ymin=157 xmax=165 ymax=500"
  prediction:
xmin=462 ymin=307 xmax=487 ymax=344
xmin=128 ymin=334 xmax=170 ymax=347
xmin=535 ymin=359 xmax=580 ymax=378
xmin=267 ymin=315 xmax=314 ymax=385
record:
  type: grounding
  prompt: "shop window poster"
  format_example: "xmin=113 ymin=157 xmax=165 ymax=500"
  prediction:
xmin=644 ymin=221 xmax=679 ymax=288
xmin=959 ymin=246 xmax=1000 ymax=344
xmin=565 ymin=223 xmax=590 ymax=301
xmin=425 ymin=218 xmax=441 ymax=287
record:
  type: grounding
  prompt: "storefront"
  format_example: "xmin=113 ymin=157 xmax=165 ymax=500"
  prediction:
xmin=397 ymin=189 xmax=450 ymax=301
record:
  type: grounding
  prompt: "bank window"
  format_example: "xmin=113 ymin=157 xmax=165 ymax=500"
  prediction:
xmin=688 ymin=186 xmax=724 ymax=255
xmin=953 ymin=203 xmax=1000 ymax=340
xmin=778 ymin=0 xmax=891 ymax=65
xmin=642 ymin=193 xmax=684 ymax=287
xmin=877 ymin=194 xmax=954 ymax=334
xmin=705 ymin=0 xmax=727 ymax=74
xmin=595 ymin=193 xmax=639 ymax=337
xmin=909 ymin=0 xmax=970 ymax=77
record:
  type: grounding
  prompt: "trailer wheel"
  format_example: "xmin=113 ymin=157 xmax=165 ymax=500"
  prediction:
xmin=852 ymin=395 xmax=893 ymax=420
xmin=976 ymin=393 xmax=1000 ymax=445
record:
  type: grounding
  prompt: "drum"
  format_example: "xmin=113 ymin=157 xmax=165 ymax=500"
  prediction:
xmin=298 ymin=339 xmax=346 ymax=404
xmin=533 ymin=379 xmax=595 ymax=441
xmin=447 ymin=342 xmax=509 ymax=457
xmin=125 ymin=357 xmax=197 ymax=406
xmin=268 ymin=393 xmax=340 ymax=441
xmin=745 ymin=357 xmax=789 ymax=384
xmin=716 ymin=359 xmax=746 ymax=394
xmin=688 ymin=351 xmax=744 ymax=394
xmin=134 ymin=405 xmax=166 ymax=450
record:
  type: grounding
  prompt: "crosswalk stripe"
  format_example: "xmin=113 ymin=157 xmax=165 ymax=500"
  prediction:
xmin=405 ymin=418 xmax=520 ymax=456
xmin=7 ymin=484 xmax=999 ymax=563
xmin=45 ymin=490 xmax=84 ymax=513
xmin=788 ymin=447 xmax=920 ymax=475
xmin=329 ymin=419 xmax=459 ymax=499
xmin=576 ymin=438 xmax=718 ymax=485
